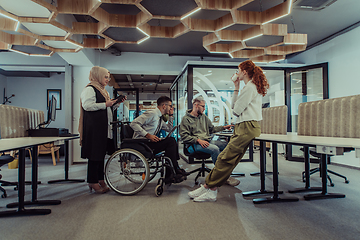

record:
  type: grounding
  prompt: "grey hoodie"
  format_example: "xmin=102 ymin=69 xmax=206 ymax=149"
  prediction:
xmin=179 ymin=109 xmax=224 ymax=144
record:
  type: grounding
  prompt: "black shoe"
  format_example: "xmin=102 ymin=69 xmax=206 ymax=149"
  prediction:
xmin=173 ymin=174 xmax=186 ymax=183
xmin=176 ymin=168 xmax=189 ymax=176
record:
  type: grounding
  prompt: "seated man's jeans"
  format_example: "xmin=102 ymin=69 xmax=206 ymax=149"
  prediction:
xmin=187 ymin=140 xmax=227 ymax=164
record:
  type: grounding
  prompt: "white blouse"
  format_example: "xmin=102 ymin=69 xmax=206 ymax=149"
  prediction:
xmin=231 ymin=80 xmax=263 ymax=124
xmin=80 ymin=86 xmax=119 ymax=139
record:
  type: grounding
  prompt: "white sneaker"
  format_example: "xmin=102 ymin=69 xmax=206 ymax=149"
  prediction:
xmin=193 ymin=189 xmax=217 ymax=202
xmin=226 ymin=177 xmax=240 ymax=187
xmin=188 ymin=184 xmax=207 ymax=199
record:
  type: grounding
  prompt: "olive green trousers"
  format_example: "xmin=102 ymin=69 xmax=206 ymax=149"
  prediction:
xmin=205 ymin=121 xmax=261 ymax=188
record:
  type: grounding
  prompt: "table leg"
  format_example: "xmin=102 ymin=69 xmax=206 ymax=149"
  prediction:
xmin=288 ymin=146 xmax=322 ymax=193
xmin=250 ymin=141 xmax=272 ymax=176
xmin=303 ymin=153 xmax=345 ymax=200
xmin=253 ymin=143 xmax=298 ymax=204
xmin=48 ymin=140 xmax=84 ymax=184
xmin=0 ymin=148 xmax=51 ymax=217
xmin=243 ymin=141 xmax=279 ymax=196
xmin=6 ymin=146 xmax=61 ymax=209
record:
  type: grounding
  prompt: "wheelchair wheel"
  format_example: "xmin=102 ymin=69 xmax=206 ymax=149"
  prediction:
xmin=147 ymin=157 xmax=163 ymax=182
xmin=155 ymin=185 xmax=163 ymax=197
xmin=105 ymin=148 xmax=150 ymax=195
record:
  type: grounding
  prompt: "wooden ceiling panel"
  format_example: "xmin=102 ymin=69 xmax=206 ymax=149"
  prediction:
xmin=0 ymin=0 xmax=307 ymax=62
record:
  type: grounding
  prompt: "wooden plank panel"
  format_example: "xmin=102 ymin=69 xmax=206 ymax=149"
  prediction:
xmin=72 ymin=22 xmax=100 ymax=34
xmin=18 ymin=17 xmax=49 ymax=23
xmin=149 ymin=26 xmax=173 ymax=38
xmin=40 ymin=36 xmax=65 ymax=41
xmin=136 ymin=11 xmax=152 ymax=26
xmin=284 ymin=33 xmax=307 ymax=44
xmin=232 ymin=0 xmax=254 ymax=9
xmin=185 ymin=18 xmax=216 ymax=32
xmin=229 ymin=41 xmax=245 ymax=52
xmin=215 ymin=13 xmax=234 ymax=30
xmin=231 ymin=49 xmax=264 ymax=58
xmin=173 ymin=23 xmax=189 ymax=38
xmin=84 ymin=38 xmax=106 ymax=48
xmin=11 ymin=34 xmax=37 ymax=45
xmin=109 ymin=14 xmax=137 ymax=27
xmin=262 ymin=24 xmax=287 ymax=36
xmin=0 ymin=41 xmax=9 ymax=50
xmin=207 ymin=43 xmax=229 ymax=52
xmin=58 ymin=0 xmax=92 ymax=14
xmin=232 ymin=10 xmax=261 ymax=25
xmin=261 ymin=1 xmax=289 ymax=24
xmin=91 ymin=7 xmax=110 ymax=25
xmin=266 ymin=45 xmax=306 ymax=55
xmin=199 ymin=0 xmax=252 ymax=10
xmin=217 ymin=30 xmax=242 ymax=41
xmin=241 ymin=25 xmax=262 ymax=40
xmin=203 ymin=32 xmax=220 ymax=46
xmin=101 ymin=0 xmax=137 ymax=3
xmin=0 ymin=18 xmax=18 ymax=31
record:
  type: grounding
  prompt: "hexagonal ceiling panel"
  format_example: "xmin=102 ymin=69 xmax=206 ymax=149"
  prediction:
xmin=0 ymin=0 xmax=310 ymax=62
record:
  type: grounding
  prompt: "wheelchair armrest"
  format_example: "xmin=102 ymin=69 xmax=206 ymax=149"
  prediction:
xmin=122 ymin=138 xmax=151 ymax=143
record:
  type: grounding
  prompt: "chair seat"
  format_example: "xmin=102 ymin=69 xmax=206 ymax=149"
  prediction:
xmin=0 ymin=155 xmax=15 ymax=166
xmin=185 ymin=151 xmax=211 ymax=159
xmin=183 ymin=144 xmax=211 ymax=159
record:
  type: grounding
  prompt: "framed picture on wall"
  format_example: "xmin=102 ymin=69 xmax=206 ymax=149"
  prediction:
xmin=47 ymin=89 xmax=61 ymax=110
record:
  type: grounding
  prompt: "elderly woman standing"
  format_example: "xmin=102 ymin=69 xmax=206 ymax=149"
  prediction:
xmin=79 ymin=66 xmax=125 ymax=193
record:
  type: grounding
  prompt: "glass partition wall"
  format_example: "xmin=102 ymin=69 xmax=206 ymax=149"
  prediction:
xmin=286 ymin=63 xmax=329 ymax=160
xmin=171 ymin=62 xmax=328 ymax=162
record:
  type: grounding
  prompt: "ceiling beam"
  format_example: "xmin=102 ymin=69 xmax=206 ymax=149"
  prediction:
xmin=126 ymin=74 xmax=134 ymax=88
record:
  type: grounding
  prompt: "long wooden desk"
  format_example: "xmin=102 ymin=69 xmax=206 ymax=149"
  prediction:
xmin=0 ymin=136 xmax=81 ymax=217
xmin=218 ymin=132 xmax=360 ymax=203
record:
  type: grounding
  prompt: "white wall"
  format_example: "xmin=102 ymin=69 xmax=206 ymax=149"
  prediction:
xmin=288 ymin=26 xmax=360 ymax=168
xmin=6 ymin=73 xmax=66 ymax=128
xmin=72 ymin=66 xmax=96 ymax=162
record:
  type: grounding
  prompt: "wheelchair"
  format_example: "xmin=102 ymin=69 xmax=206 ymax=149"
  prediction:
xmin=104 ymin=122 xmax=179 ymax=196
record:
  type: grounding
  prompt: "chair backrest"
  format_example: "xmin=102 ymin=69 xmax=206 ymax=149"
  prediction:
xmin=120 ymin=122 xmax=134 ymax=140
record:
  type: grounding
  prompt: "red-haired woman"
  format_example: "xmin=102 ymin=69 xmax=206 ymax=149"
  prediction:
xmin=188 ymin=60 xmax=269 ymax=202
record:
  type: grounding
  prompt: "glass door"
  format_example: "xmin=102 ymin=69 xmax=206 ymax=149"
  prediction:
xmin=286 ymin=63 xmax=328 ymax=160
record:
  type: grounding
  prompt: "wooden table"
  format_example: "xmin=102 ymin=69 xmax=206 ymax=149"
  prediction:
xmin=0 ymin=136 xmax=81 ymax=217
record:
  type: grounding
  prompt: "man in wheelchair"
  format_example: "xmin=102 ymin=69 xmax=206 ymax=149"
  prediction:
xmin=130 ymin=96 xmax=187 ymax=184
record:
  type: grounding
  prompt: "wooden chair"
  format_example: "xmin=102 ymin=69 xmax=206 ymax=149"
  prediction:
xmin=38 ymin=143 xmax=60 ymax=166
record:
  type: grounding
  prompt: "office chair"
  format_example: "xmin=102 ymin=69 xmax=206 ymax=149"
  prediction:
xmin=0 ymin=154 xmax=17 ymax=198
xmin=301 ymin=148 xmax=349 ymax=186
xmin=183 ymin=144 xmax=212 ymax=185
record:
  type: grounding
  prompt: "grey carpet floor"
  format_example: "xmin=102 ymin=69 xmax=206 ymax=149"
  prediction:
xmin=1 ymin=152 xmax=360 ymax=240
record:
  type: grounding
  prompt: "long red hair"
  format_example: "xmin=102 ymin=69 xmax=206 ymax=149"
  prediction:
xmin=239 ymin=60 xmax=269 ymax=96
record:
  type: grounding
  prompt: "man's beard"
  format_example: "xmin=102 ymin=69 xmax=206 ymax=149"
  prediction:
xmin=197 ymin=110 xmax=202 ymax=115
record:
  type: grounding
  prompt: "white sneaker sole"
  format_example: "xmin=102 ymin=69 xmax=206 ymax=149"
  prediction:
xmin=193 ymin=197 xmax=217 ymax=202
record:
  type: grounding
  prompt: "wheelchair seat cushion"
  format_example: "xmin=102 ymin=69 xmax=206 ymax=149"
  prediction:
xmin=121 ymin=142 xmax=152 ymax=159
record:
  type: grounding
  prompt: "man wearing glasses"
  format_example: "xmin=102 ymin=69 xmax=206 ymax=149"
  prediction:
xmin=179 ymin=97 xmax=239 ymax=186
xmin=131 ymin=96 xmax=187 ymax=182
